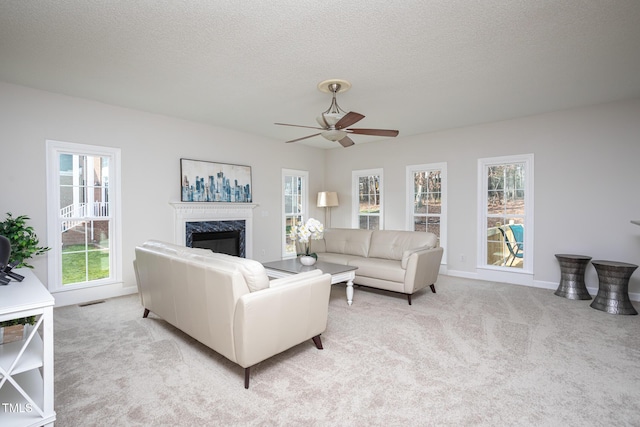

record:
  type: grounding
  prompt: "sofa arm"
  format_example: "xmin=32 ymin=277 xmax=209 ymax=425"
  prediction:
xmin=404 ymin=246 xmax=444 ymax=294
xmin=233 ymin=271 xmax=332 ymax=368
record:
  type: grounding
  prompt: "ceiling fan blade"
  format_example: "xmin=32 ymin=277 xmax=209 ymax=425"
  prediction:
xmin=338 ymin=136 xmax=355 ymax=147
xmin=275 ymin=123 xmax=325 ymax=131
xmin=286 ymin=133 xmax=322 ymax=143
xmin=335 ymin=112 xmax=365 ymax=129
xmin=347 ymin=128 xmax=399 ymax=137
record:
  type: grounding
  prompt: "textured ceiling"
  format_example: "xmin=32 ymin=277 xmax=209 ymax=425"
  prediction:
xmin=2 ymin=1 xmax=640 ymax=149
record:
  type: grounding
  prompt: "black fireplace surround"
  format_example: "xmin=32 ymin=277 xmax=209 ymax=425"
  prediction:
xmin=185 ymin=220 xmax=246 ymax=258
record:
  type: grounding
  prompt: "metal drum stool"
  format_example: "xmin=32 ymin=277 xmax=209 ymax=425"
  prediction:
xmin=590 ymin=260 xmax=638 ymax=315
xmin=554 ymin=254 xmax=592 ymax=300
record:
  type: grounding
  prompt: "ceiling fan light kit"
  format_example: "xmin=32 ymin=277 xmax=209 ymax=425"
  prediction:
xmin=275 ymin=79 xmax=399 ymax=148
xmin=322 ymin=129 xmax=348 ymax=142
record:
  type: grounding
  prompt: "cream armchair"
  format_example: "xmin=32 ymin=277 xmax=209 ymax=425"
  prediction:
xmin=134 ymin=240 xmax=332 ymax=388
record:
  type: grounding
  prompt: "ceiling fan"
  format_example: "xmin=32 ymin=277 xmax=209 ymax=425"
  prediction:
xmin=275 ymin=79 xmax=399 ymax=148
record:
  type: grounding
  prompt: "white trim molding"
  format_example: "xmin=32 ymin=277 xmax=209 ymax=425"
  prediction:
xmin=352 ymin=168 xmax=384 ymax=229
xmin=477 ymin=153 xmax=534 ymax=277
xmin=406 ymin=162 xmax=448 ymax=265
xmin=282 ymin=169 xmax=308 ymax=258
xmin=46 ymin=140 xmax=122 ymax=295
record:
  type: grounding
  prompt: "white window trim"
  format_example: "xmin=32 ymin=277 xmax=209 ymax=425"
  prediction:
xmin=477 ymin=153 xmax=534 ymax=281
xmin=352 ymin=168 xmax=384 ymax=229
xmin=282 ymin=169 xmax=308 ymax=258
xmin=46 ymin=140 xmax=122 ymax=293
xmin=406 ymin=162 xmax=447 ymax=265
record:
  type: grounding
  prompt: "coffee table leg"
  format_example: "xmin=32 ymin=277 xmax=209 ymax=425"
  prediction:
xmin=330 ymin=271 xmax=356 ymax=306
xmin=346 ymin=278 xmax=354 ymax=306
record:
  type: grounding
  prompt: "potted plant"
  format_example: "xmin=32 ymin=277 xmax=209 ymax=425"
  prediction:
xmin=290 ymin=218 xmax=324 ymax=266
xmin=0 ymin=212 xmax=50 ymax=268
xmin=0 ymin=315 xmax=37 ymax=344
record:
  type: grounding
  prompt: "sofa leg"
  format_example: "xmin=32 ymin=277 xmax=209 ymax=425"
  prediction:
xmin=311 ymin=334 xmax=323 ymax=350
xmin=407 ymin=294 xmax=412 ymax=305
xmin=143 ymin=308 xmax=150 ymax=318
xmin=245 ymin=367 xmax=251 ymax=389
xmin=430 ymin=284 xmax=436 ymax=293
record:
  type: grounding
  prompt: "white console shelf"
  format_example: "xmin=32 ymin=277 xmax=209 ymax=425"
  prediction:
xmin=0 ymin=269 xmax=55 ymax=427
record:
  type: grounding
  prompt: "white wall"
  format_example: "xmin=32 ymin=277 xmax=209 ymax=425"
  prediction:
xmin=0 ymin=82 xmax=327 ymax=298
xmin=2 ymin=81 xmax=640 ymax=300
xmin=325 ymin=98 xmax=640 ymax=294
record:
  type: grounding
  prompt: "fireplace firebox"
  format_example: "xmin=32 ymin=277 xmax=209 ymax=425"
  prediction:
xmin=191 ymin=230 xmax=240 ymax=257
xmin=185 ymin=220 xmax=246 ymax=258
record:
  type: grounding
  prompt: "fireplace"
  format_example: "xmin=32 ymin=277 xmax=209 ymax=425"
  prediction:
xmin=186 ymin=220 xmax=245 ymax=257
xmin=170 ymin=201 xmax=256 ymax=258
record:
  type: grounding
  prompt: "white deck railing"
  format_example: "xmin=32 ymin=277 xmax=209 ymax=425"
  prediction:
xmin=60 ymin=202 xmax=109 ymax=231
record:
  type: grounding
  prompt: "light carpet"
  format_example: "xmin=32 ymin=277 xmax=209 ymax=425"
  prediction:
xmin=53 ymin=275 xmax=640 ymax=426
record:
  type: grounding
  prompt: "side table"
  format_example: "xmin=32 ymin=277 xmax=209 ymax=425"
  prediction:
xmin=590 ymin=260 xmax=638 ymax=315
xmin=0 ymin=268 xmax=56 ymax=426
xmin=554 ymin=254 xmax=592 ymax=300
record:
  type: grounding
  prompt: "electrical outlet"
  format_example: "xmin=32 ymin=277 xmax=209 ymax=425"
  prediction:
xmin=460 ymin=254 xmax=466 ymax=262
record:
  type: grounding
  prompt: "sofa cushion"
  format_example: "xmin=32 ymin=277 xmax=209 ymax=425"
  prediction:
xmin=194 ymin=252 xmax=270 ymax=293
xmin=178 ymin=249 xmax=267 ymax=293
xmin=348 ymin=257 xmax=406 ymax=283
xmin=142 ymin=240 xmax=213 ymax=259
xmin=309 ymin=238 xmax=326 ymax=254
xmin=142 ymin=240 xmax=183 ymax=256
xmin=316 ymin=253 xmax=362 ymax=265
xmin=368 ymin=230 xmax=437 ymax=261
xmin=323 ymin=228 xmax=372 ymax=257
xmin=234 ymin=258 xmax=270 ymax=292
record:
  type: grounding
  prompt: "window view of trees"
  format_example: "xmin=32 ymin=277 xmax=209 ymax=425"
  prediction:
xmin=358 ymin=175 xmax=381 ymax=230
xmin=413 ymin=170 xmax=441 ymax=237
xmin=485 ymin=163 xmax=526 ymax=268
xmin=283 ymin=172 xmax=306 ymax=256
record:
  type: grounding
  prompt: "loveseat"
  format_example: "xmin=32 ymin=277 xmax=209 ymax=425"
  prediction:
xmin=311 ymin=228 xmax=443 ymax=304
xmin=133 ymin=240 xmax=331 ymax=388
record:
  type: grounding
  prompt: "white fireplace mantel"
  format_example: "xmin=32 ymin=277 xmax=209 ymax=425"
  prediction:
xmin=170 ymin=202 xmax=258 ymax=257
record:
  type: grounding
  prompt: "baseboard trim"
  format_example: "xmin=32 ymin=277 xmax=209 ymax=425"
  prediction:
xmin=444 ymin=269 xmax=640 ymax=302
xmin=52 ymin=283 xmax=138 ymax=307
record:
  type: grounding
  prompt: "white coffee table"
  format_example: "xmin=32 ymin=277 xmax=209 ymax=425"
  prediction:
xmin=263 ymin=259 xmax=358 ymax=305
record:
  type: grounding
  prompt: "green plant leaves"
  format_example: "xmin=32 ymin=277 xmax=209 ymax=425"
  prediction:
xmin=0 ymin=212 xmax=50 ymax=268
xmin=0 ymin=315 xmax=37 ymax=327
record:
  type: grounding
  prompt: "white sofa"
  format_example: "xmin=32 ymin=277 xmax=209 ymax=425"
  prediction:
xmin=133 ymin=240 xmax=331 ymax=388
xmin=311 ymin=228 xmax=444 ymax=304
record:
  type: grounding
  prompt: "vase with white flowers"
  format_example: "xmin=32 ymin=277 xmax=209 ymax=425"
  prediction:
xmin=290 ymin=218 xmax=324 ymax=265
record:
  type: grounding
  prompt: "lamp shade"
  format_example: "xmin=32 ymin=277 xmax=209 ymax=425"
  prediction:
xmin=317 ymin=191 xmax=339 ymax=208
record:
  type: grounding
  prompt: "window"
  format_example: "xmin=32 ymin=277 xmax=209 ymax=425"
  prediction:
xmin=282 ymin=169 xmax=308 ymax=258
xmin=407 ymin=163 xmax=447 ymax=262
xmin=478 ymin=154 xmax=533 ymax=274
xmin=352 ymin=169 xmax=383 ymax=230
xmin=46 ymin=141 xmax=121 ymax=291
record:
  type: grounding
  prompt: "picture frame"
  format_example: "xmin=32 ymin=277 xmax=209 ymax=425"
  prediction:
xmin=180 ymin=158 xmax=252 ymax=202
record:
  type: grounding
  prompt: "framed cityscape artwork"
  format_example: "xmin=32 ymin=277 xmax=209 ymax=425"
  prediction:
xmin=180 ymin=158 xmax=252 ymax=202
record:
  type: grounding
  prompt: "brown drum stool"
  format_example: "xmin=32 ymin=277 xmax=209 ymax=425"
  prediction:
xmin=590 ymin=260 xmax=638 ymax=315
xmin=554 ymin=254 xmax=592 ymax=300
